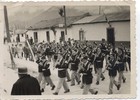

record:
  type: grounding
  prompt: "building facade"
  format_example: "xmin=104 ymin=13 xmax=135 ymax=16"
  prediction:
xmin=71 ymin=21 xmax=130 ymax=41
xmin=26 ymin=12 xmax=130 ymax=43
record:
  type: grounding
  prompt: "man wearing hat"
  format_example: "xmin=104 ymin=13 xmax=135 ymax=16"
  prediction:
xmin=11 ymin=67 xmax=41 ymax=95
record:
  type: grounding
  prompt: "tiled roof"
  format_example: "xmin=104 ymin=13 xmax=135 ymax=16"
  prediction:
xmin=15 ymin=29 xmax=27 ymax=34
xmin=28 ymin=13 xmax=90 ymax=30
xmin=73 ymin=12 xmax=130 ymax=25
xmin=28 ymin=12 xmax=130 ymax=30
xmin=73 ymin=15 xmax=101 ymax=24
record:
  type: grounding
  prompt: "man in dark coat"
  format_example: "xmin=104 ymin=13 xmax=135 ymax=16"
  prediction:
xmin=11 ymin=67 xmax=41 ymax=95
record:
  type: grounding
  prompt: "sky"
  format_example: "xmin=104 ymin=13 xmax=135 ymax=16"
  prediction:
xmin=0 ymin=2 xmax=130 ymax=30
xmin=0 ymin=2 xmax=130 ymax=16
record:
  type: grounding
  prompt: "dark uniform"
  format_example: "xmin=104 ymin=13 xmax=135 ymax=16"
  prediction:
xmin=36 ymin=57 xmax=44 ymax=84
xmin=41 ymin=59 xmax=55 ymax=91
xmin=116 ymin=48 xmax=126 ymax=87
xmin=94 ymin=53 xmax=105 ymax=85
xmin=70 ymin=55 xmax=81 ymax=85
xmin=53 ymin=55 xmax=70 ymax=95
xmin=107 ymin=54 xmax=119 ymax=94
xmin=11 ymin=74 xmax=41 ymax=95
xmin=80 ymin=59 xmax=98 ymax=95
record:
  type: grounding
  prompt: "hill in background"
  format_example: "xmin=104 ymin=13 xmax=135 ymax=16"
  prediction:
xmin=6 ymin=5 xmax=130 ymax=30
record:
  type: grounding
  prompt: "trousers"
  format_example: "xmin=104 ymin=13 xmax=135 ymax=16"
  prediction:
xmin=96 ymin=68 xmax=104 ymax=82
xmin=55 ymin=77 xmax=69 ymax=93
xmin=118 ymin=71 xmax=125 ymax=86
xmin=71 ymin=70 xmax=80 ymax=85
xmin=109 ymin=76 xmax=118 ymax=94
xmin=83 ymin=84 xmax=96 ymax=95
xmin=66 ymin=69 xmax=71 ymax=80
xmin=41 ymin=76 xmax=54 ymax=89
xmin=37 ymin=72 xmax=43 ymax=84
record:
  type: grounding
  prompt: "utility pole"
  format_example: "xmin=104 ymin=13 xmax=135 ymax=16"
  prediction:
xmin=4 ymin=5 xmax=16 ymax=69
xmin=4 ymin=5 xmax=11 ymax=42
xmin=64 ymin=6 xmax=67 ymax=36
xmin=58 ymin=6 xmax=67 ymax=41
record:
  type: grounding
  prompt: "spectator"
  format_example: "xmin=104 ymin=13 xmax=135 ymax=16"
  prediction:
xmin=11 ymin=67 xmax=41 ymax=95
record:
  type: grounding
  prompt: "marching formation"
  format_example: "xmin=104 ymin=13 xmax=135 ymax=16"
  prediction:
xmin=11 ymin=39 xmax=131 ymax=95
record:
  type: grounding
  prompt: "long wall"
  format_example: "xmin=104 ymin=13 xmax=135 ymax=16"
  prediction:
xmin=26 ymin=28 xmax=72 ymax=43
xmin=71 ymin=21 xmax=130 ymax=41
xmin=26 ymin=21 xmax=130 ymax=43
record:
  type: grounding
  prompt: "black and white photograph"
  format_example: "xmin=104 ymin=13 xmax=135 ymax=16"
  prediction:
xmin=0 ymin=1 xmax=136 ymax=99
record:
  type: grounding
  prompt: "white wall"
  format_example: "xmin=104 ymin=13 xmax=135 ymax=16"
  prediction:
xmin=26 ymin=28 xmax=73 ymax=43
xmin=26 ymin=21 xmax=130 ymax=43
xmin=19 ymin=34 xmax=26 ymax=42
xmin=27 ymin=30 xmax=34 ymax=41
xmin=71 ymin=21 xmax=130 ymax=41
xmin=27 ymin=29 xmax=56 ymax=43
xmin=11 ymin=34 xmax=26 ymax=42
xmin=11 ymin=35 xmax=16 ymax=42
xmin=55 ymin=28 xmax=73 ymax=42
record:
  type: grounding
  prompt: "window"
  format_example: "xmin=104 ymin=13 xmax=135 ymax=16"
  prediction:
xmin=21 ymin=34 xmax=24 ymax=37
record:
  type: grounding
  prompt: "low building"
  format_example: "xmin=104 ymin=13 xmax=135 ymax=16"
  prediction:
xmin=11 ymin=29 xmax=27 ymax=43
xmin=71 ymin=12 xmax=130 ymax=42
xmin=26 ymin=12 xmax=130 ymax=44
xmin=26 ymin=13 xmax=90 ymax=43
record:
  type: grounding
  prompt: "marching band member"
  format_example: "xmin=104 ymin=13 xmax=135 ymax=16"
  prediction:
xmin=69 ymin=50 xmax=81 ymax=86
xmin=53 ymin=52 xmax=70 ymax=95
xmin=103 ymin=53 xmax=120 ymax=94
xmin=36 ymin=51 xmax=44 ymax=87
xmin=94 ymin=47 xmax=105 ymax=85
xmin=41 ymin=55 xmax=55 ymax=92
xmin=116 ymin=48 xmax=126 ymax=89
xmin=79 ymin=56 xmax=98 ymax=95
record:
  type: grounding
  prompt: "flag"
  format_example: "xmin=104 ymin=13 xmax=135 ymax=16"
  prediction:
xmin=103 ymin=11 xmax=111 ymax=27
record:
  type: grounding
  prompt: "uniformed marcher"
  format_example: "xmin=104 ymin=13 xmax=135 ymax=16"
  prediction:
xmin=79 ymin=56 xmax=98 ymax=95
xmin=116 ymin=48 xmax=126 ymax=89
xmin=104 ymin=53 xmax=120 ymax=94
xmin=94 ymin=47 xmax=105 ymax=85
xmin=53 ymin=52 xmax=70 ymax=95
xmin=69 ymin=50 xmax=81 ymax=86
xmin=11 ymin=67 xmax=41 ymax=95
xmin=36 ymin=52 xmax=44 ymax=86
xmin=41 ymin=56 xmax=55 ymax=92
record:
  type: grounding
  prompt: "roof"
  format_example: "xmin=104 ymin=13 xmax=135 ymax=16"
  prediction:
xmin=73 ymin=15 xmax=100 ymax=24
xmin=28 ymin=12 xmax=130 ymax=30
xmin=14 ymin=29 xmax=27 ymax=35
xmin=73 ymin=12 xmax=130 ymax=25
xmin=28 ymin=13 xmax=90 ymax=30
